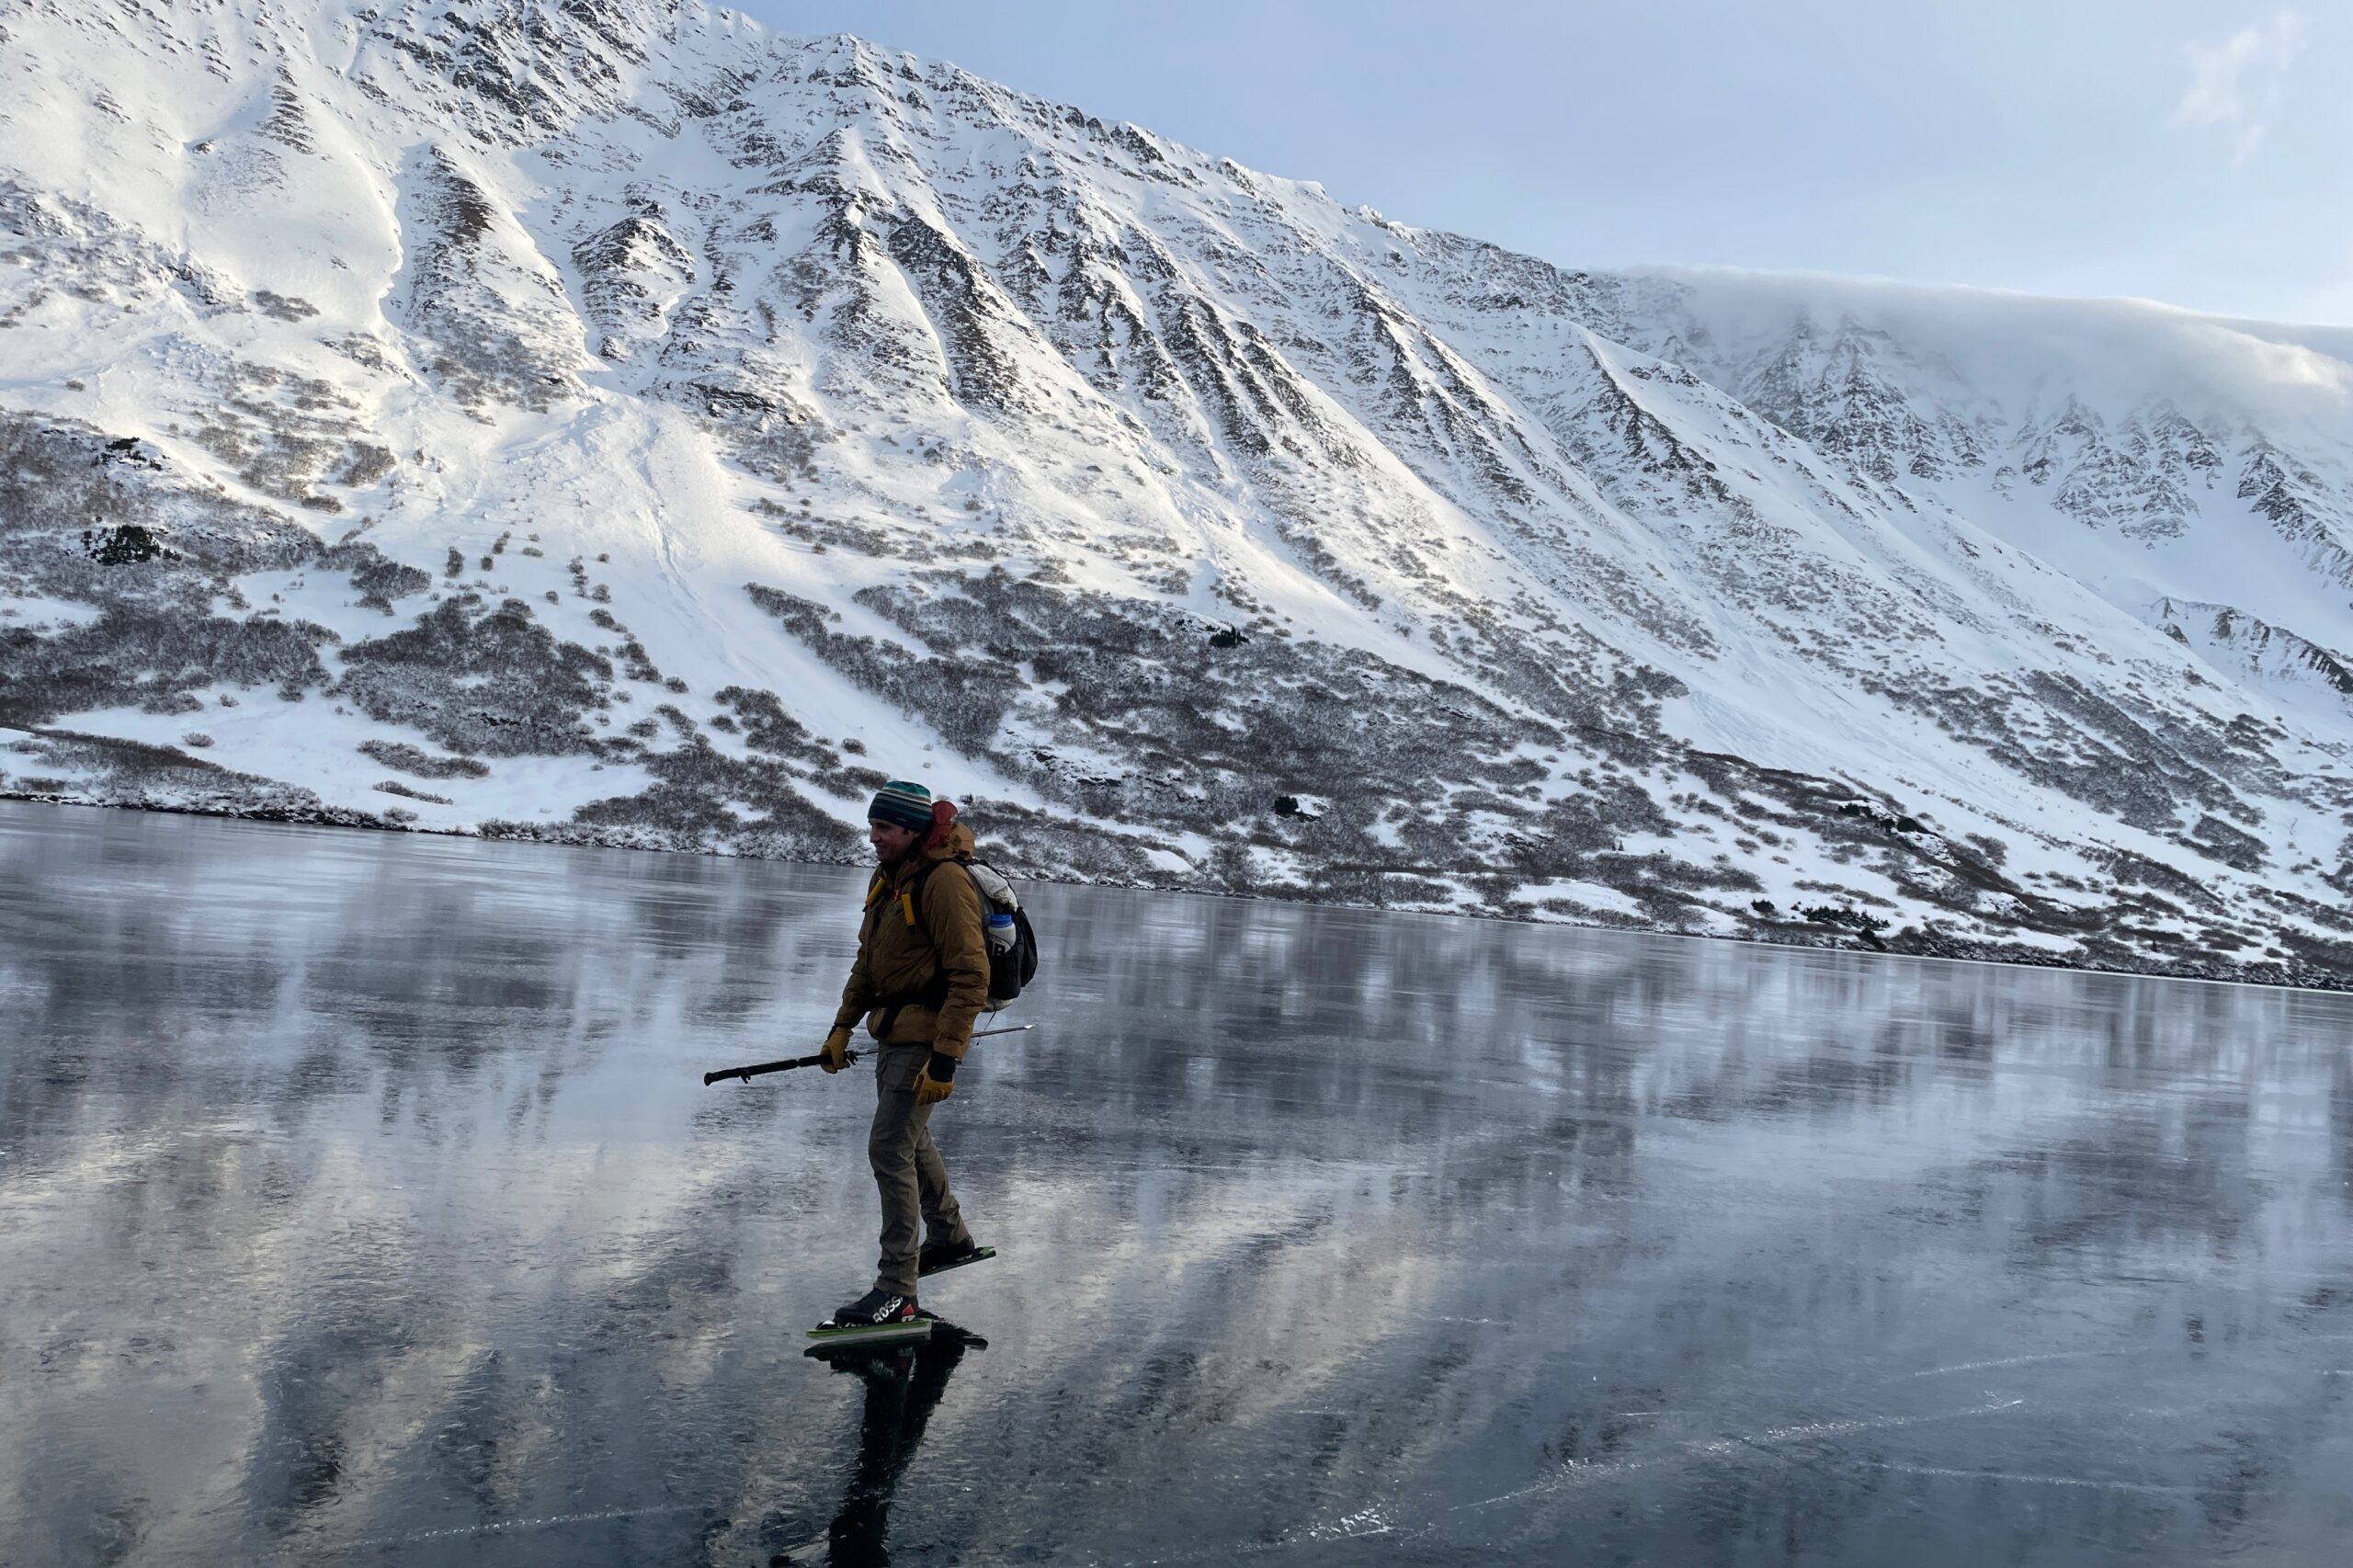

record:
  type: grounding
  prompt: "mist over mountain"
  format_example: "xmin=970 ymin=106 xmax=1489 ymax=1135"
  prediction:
xmin=6 ymin=0 xmax=2353 ymax=983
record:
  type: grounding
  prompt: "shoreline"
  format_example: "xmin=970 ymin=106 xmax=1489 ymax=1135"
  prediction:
xmin=9 ymin=790 xmax=2348 ymax=998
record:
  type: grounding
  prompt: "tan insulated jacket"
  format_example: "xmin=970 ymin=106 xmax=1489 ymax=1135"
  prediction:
xmin=831 ymin=824 xmax=990 ymax=1057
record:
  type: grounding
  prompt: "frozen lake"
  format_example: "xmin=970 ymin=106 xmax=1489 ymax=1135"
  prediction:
xmin=3 ymin=800 xmax=2350 ymax=1565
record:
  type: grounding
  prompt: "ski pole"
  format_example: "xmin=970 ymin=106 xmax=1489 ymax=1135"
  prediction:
xmin=702 ymin=1050 xmax=850 ymax=1086
xmin=703 ymin=1024 xmax=1037 ymax=1086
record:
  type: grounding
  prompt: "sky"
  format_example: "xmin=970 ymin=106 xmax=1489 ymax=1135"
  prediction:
xmin=739 ymin=1 xmax=2351 ymax=325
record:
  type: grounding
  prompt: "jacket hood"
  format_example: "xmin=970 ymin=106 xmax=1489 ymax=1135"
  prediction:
xmin=925 ymin=822 xmax=977 ymax=859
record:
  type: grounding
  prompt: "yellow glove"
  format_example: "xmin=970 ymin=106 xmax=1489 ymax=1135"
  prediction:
xmin=914 ymin=1050 xmax=957 ymax=1105
xmin=820 ymin=1026 xmax=854 ymax=1074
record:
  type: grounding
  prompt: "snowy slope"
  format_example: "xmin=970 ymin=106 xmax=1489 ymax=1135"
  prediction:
xmin=5 ymin=0 xmax=2353 ymax=984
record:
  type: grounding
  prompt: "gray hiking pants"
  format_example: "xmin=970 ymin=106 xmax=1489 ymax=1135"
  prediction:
xmin=869 ymin=1042 xmax=972 ymax=1297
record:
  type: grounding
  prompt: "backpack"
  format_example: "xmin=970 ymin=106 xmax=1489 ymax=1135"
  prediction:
xmin=895 ymin=856 xmax=1040 ymax=1013
xmin=959 ymin=858 xmax=1040 ymax=1011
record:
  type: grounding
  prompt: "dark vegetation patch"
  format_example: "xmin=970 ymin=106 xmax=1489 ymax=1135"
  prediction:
xmin=1802 ymin=903 xmax=1891 ymax=943
xmin=337 ymin=596 xmax=610 ymax=756
xmin=330 ymin=544 xmax=431 ymax=612
xmin=745 ymin=583 xmax=1019 ymax=754
xmin=514 ymin=735 xmax=863 ymax=860
xmin=358 ymin=739 xmax=490 ymax=780
xmin=2102 ymin=847 xmax=2225 ymax=915
xmin=750 ymin=497 xmax=899 ymax=556
xmin=0 ymin=605 xmax=332 ymax=726
xmin=2185 ymin=812 xmax=2267 ymax=873
xmin=182 ymin=362 xmax=395 ymax=507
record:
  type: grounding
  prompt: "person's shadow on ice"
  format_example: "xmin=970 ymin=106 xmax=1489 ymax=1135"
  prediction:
xmin=778 ymin=1324 xmax=983 ymax=1566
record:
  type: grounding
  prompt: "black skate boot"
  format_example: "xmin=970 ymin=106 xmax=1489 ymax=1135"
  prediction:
xmin=808 ymin=1288 xmax=930 ymax=1346
xmin=917 ymin=1238 xmax=996 ymax=1278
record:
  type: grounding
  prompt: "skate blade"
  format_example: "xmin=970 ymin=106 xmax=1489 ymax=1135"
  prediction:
xmin=917 ymin=1245 xmax=996 ymax=1278
xmin=805 ymin=1315 xmax=934 ymax=1347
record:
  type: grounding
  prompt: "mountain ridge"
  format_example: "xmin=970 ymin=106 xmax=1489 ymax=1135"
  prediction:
xmin=6 ymin=0 xmax=2353 ymax=984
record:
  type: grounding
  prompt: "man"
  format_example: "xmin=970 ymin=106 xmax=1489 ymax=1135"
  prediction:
xmin=817 ymin=779 xmax=988 ymax=1334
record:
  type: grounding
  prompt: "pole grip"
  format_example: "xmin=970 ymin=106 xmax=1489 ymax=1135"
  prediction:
xmin=701 ymin=1049 xmax=858 ymax=1086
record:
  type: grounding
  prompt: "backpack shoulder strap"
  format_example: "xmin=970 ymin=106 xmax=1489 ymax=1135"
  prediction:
xmin=898 ymin=858 xmax=950 ymax=930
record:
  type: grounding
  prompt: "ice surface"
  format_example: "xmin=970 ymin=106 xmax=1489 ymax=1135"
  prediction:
xmin=3 ymin=800 xmax=2349 ymax=1564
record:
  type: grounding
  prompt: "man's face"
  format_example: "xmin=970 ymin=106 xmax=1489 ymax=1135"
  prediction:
xmin=869 ymin=819 xmax=922 ymax=863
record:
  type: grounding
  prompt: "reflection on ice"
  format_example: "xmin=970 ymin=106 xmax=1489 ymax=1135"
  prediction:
xmin=3 ymin=801 xmax=2350 ymax=1564
xmin=794 ymin=1324 xmax=985 ymax=1567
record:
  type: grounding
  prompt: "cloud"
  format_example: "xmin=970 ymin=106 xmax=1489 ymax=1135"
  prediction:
xmin=2174 ymin=11 xmax=2307 ymax=163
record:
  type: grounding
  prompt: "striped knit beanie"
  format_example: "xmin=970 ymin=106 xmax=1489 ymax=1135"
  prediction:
xmin=867 ymin=779 xmax=935 ymax=832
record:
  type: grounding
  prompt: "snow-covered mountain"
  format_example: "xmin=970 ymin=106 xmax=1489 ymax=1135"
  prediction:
xmin=6 ymin=0 xmax=2353 ymax=984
